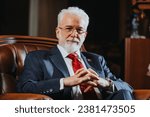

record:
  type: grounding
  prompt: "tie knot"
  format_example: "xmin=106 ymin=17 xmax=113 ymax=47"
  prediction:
xmin=67 ymin=53 xmax=78 ymax=60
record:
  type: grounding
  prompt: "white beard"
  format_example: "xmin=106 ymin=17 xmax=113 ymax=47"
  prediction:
xmin=62 ymin=42 xmax=81 ymax=53
xmin=58 ymin=37 xmax=85 ymax=53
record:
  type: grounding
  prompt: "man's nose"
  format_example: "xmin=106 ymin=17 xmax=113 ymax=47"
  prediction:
xmin=70 ymin=29 xmax=78 ymax=36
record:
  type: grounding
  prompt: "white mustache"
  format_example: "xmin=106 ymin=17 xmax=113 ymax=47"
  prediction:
xmin=66 ymin=38 xmax=80 ymax=43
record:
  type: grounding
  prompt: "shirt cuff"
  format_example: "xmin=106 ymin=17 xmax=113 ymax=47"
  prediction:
xmin=106 ymin=78 xmax=115 ymax=92
xmin=60 ymin=78 xmax=64 ymax=90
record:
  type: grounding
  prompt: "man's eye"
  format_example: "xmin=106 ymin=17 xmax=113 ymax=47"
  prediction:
xmin=77 ymin=29 xmax=84 ymax=33
xmin=65 ymin=28 xmax=72 ymax=31
xmin=78 ymin=29 xmax=83 ymax=31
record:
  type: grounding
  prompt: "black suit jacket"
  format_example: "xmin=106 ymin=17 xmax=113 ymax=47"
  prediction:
xmin=17 ymin=47 xmax=133 ymax=99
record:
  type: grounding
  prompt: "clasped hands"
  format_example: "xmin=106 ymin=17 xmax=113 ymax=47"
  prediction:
xmin=63 ymin=68 xmax=110 ymax=92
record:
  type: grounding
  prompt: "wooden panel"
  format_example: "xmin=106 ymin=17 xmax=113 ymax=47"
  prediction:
xmin=138 ymin=4 xmax=150 ymax=9
xmin=132 ymin=0 xmax=150 ymax=9
xmin=125 ymin=38 xmax=150 ymax=89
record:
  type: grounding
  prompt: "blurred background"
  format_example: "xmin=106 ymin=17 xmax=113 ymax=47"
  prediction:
xmin=0 ymin=0 xmax=150 ymax=79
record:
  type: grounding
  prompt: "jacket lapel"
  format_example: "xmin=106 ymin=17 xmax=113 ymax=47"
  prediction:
xmin=81 ymin=52 xmax=105 ymax=78
xmin=49 ymin=47 xmax=72 ymax=99
xmin=81 ymin=53 xmax=93 ymax=69
xmin=49 ymin=47 xmax=70 ymax=77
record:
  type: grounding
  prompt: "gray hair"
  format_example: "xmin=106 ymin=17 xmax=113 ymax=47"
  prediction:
xmin=57 ymin=7 xmax=89 ymax=29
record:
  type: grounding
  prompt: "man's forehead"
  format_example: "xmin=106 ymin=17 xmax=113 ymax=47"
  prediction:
xmin=59 ymin=14 xmax=87 ymax=29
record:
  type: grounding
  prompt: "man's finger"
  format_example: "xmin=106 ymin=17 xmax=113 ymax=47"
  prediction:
xmin=87 ymin=81 xmax=97 ymax=86
xmin=88 ymin=68 xmax=98 ymax=76
xmin=76 ymin=69 xmax=88 ymax=77
xmin=83 ymin=86 xmax=92 ymax=93
xmin=75 ymin=68 xmax=85 ymax=74
xmin=87 ymin=73 xmax=99 ymax=80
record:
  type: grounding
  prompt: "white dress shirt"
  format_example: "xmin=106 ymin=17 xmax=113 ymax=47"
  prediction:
xmin=57 ymin=45 xmax=102 ymax=99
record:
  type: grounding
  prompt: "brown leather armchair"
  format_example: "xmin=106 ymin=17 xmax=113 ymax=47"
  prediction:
xmin=0 ymin=35 xmax=57 ymax=100
xmin=0 ymin=35 xmax=150 ymax=100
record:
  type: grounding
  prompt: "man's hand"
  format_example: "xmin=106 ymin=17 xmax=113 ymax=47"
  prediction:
xmin=63 ymin=68 xmax=99 ymax=87
xmin=83 ymin=68 xmax=110 ymax=93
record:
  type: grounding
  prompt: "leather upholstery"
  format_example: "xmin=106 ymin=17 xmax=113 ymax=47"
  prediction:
xmin=0 ymin=93 xmax=52 ymax=100
xmin=0 ymin=35 xmax=57 ymax=99
xmin=0 ymin=35 xmax=149 ymax=100
xmin=133 ymin=90 xmax=150 ymax=100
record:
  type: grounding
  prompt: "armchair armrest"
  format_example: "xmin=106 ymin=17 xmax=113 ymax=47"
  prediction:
xmin=0 ymin=93 xmax=52 ymax=100
xmin=133 ymin=90 xmax=150 ymax=100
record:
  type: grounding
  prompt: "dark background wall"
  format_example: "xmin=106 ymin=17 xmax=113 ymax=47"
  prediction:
xmin=68 ymin=0 xmax=119 ymax=43
xmin=0 ymin=0 xmax=120 ymax=41
xmin=0 ymin=0 xmax=29 ymax=35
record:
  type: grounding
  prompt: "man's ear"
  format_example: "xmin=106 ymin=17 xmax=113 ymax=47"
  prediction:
xmin=55 ymin=27 xmax=59 ymax=39
xmin=56 ymin=27 xmax=59 ymax=34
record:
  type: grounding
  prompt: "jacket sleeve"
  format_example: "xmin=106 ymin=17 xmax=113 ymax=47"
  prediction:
xmin=99 ymin=56 xmax=133 ymax=92
xmin=17 ymin=52 xmax=62 ymax=96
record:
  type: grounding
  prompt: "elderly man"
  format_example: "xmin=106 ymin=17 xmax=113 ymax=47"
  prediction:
xmin=17 ymin=7 xmax=134 ymax=100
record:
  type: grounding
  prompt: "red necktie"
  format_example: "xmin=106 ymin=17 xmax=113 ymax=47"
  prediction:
xmin=68 ymin=53 xmax=98 ymax=99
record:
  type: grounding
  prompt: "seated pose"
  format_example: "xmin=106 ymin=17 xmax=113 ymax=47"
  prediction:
xmin=17 ymin=7 xmax=134 ymax=100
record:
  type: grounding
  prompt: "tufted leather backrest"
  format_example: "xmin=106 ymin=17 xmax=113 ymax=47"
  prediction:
xmin=0 ymin=35 xmax=58 ymax=94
